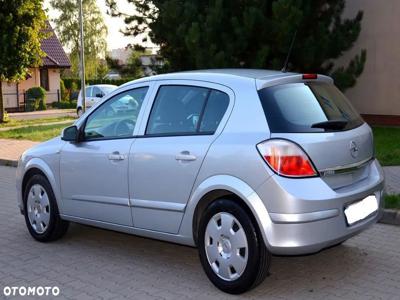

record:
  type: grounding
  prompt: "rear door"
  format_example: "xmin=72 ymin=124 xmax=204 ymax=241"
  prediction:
xmin=129 ymin=81 xmax=233 ymax=233
xmin=258 ymin=81 xmax=373 ymax=189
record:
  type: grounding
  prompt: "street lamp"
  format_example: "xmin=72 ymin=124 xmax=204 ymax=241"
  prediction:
xmin=78 ymin=0 xmax=86 ymax=113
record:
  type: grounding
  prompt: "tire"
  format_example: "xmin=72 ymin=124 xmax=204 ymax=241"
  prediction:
xmin=198 ymin=199 xmax=271 ymax=294
xmin=77 ymin=107 xmax=83 ymax=117
xmin=23 ymin=174 xmax=69 ymax=242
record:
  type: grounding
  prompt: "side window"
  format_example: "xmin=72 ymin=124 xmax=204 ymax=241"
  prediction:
xmin=199 ymin=90 xmax=229 ymax=133
xmin=85 ymin=87 xmax=93 ymax=97
xmin=92 ymin=87 xmax=102 ymax=98
xmin=84 ymin=87 xmax=148 ymax=140
xmin=146 ymin=85 xmax=209 ymax=135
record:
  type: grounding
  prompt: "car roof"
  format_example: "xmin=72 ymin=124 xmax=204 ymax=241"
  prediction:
xmin=121 ymin=69 xmax=333 ymax=90
xmin=96 ymin=84 xmax=118 ymax=88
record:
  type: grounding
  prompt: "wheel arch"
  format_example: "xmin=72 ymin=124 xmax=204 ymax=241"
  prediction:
xmin=21 ymin=158 xmax=63 ymax=213
xmin=181 ymin=175 xmax=273 ymax=248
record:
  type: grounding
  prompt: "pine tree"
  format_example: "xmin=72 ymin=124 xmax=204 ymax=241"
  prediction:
xmin=107 ymin=0 xmax=365 ymax=91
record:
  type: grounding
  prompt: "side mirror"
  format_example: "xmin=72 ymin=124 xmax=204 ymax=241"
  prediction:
xmin=62 ymin=125 xmax=79 ymax=142
xmin=96 ymin=93 xmax=104 ymax=98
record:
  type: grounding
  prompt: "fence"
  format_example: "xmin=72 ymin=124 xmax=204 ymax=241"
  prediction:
xmin=3 ymin=90 xmax=60 ymax=113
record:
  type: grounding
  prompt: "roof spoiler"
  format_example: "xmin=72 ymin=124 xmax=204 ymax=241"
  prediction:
xmin=256 ymin=74 xmax=334 ymax=90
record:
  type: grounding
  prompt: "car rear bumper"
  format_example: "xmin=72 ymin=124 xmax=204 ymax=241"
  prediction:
xmin=256 ymin=159 xmax=385 ymax=255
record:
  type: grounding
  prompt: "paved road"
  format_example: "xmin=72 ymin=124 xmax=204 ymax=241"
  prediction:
xmin=0 ymin=165 xmax=399 ymax=300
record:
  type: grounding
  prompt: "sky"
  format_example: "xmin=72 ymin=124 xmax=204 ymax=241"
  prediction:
xmin=43 ymin=0 xmax=155 ymax=51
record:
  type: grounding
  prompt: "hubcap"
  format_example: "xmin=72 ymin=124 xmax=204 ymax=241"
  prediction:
xmin=27 ymin=184 xmax=50 ymax=234
xmin=204 ymin=212 xmax=248 ymax=281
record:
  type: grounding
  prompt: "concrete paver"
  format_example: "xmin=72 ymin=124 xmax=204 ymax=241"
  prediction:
xmin=0 ymin=165 xmax=399 ymax=299
xmin=0 ymin=139 xmax=38 ymax=162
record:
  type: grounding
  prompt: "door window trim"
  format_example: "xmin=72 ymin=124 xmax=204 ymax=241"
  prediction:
xmin=144 ymin=83 xmax=231 ymax=138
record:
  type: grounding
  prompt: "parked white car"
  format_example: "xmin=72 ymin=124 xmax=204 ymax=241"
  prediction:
xmin=77 ymin=84 xmax=117 ymax=117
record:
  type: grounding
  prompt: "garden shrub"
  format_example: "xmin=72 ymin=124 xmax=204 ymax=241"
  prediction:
xmin=53 ymin=100 xmax=77 ymax=109
xmin=26 ymin=87 xmax=46 ymax=111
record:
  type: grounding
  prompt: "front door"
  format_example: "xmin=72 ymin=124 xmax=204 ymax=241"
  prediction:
xmin=60 ymin=85 xmax=151 ymax=226
xmin=130 ymin=82 xmax=232 ymax=233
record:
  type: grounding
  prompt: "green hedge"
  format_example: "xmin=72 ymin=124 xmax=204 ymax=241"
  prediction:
xmin=62 ymin=78 xmax=136 ymax=90
xmin=26 ymin=87 xmax=47 ymax=111
xmin=52 ymin=100 xmax=77 ymax=109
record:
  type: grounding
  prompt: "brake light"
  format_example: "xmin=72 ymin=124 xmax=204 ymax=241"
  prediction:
xmin=257 ymin=140 xmax=317 ymax=177
xmin=302 ymin=74 xmax=318 ymax=80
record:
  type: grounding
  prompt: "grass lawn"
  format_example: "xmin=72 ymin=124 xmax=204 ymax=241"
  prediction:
xmin=372 ymin=126 xmax=400 ymax=166
xmin=0 ymin=123 xmax=73 ymax=142
xmin=0 ymin=116 xmax=75 ymax=129
xmin=385 ymin=194 xmax=400 ymax=209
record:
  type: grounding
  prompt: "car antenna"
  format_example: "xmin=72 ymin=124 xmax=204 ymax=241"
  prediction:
xmin=281 ymin=29 xmax=298 ymax=73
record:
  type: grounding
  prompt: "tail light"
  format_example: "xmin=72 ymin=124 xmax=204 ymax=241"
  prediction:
xmin=257 ymin=139 xmax=318 ymax=177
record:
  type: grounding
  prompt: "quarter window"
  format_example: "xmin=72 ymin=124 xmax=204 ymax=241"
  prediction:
xmin=199 ymin=90 xmax=229 ymax=133
xmin=84 ymin=87 xmax=148 ymax=140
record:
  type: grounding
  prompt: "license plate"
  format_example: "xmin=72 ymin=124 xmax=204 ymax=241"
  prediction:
xmin=344 ymin=195 xmax=378 ymax=225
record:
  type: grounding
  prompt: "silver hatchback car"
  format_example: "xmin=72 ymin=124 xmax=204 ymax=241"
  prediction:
xmin=16 ymin=69 xmax=384 ymax=293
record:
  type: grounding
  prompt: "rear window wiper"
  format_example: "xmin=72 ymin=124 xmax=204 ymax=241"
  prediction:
xmin=311 ymin=120 xmax=348 ymax=130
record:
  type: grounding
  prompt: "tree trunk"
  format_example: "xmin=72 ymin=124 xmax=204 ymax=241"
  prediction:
xmin=0 ymin=81 xmax=4 ymax=123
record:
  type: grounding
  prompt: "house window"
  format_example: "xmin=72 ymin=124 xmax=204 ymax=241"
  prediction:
xmin=40 ymin=69 xmax=49 ymax=91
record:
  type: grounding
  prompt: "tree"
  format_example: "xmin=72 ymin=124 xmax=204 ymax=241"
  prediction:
xmin=105 ymin=49 xmax=146 ymax=78
xmin=0 ymin=0 xmax=47 ymax=122
xmin=107 ymin=0 xmax=366 ymax=91
xmin=50 ymin=0 xmax=107 ymax=78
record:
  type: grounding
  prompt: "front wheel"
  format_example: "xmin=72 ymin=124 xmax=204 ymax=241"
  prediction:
xmin=198 ymin=199 xmax=271 ymax=294
xmin=23 ymin=174 xmax=69 ymax=242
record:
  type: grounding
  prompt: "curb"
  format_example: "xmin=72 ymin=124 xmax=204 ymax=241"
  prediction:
xmin=379 ymin=209 xmax=400 ymax=226
xmin=0 ymin=159 xmax=18 ymax=168
xmin=1 ymin=158 xmax=399 ymax=226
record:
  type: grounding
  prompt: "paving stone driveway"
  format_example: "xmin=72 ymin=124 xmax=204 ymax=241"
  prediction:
xmin=0 ymin=165 xmax=400 ymax=300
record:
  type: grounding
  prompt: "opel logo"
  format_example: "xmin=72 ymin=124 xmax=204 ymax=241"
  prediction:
xmin=350 ymin=141 xmax=359 ymax=158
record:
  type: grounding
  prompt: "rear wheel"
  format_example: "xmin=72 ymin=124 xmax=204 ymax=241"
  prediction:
xmin=23 ymin=174 xmax=69 ymax=242
xmin=198 ymin=199 xmax=271 ymax=294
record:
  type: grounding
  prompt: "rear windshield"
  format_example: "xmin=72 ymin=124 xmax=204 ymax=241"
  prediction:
xmin=258 ymin=82 xmax=364 ymax=133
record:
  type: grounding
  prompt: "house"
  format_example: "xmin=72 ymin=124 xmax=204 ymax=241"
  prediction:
xmin=139 ymin=54 xmax=164 ymax=76
xmin=106 ymin=47 xmax=163 ymax=78
xmin=339 ymin=0 xmax=400 ymax=125
xmin=2 ymin=22 xmax=71 ymax=112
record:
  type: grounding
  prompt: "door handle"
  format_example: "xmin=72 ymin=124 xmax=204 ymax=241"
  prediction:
xmin=108 ymin=151 xmax=125 ymax=161
xmin=175 ymin=151 xmax=197 ymax=161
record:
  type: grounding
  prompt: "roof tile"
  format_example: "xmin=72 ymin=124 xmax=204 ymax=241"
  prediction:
xmin=40 ymin=21 xmax=71 ymax=68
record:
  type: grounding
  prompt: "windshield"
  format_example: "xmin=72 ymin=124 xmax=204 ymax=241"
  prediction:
xmin=258 ymin=82 xmax=364 ymax=133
